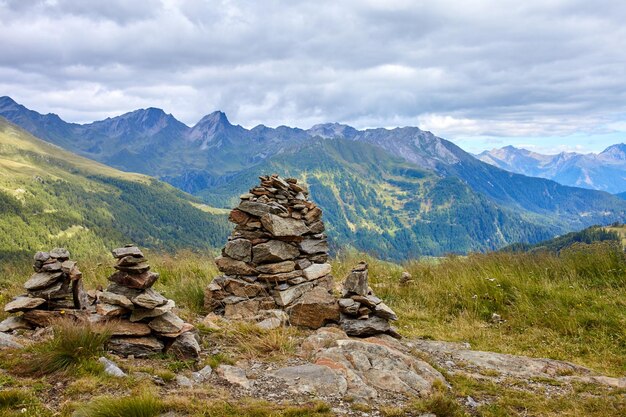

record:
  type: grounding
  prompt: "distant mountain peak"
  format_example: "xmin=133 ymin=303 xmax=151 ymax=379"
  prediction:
xmin=195 ymin=110 xmax=232 ymax=128
xmin=307 ymin=122 xmax=358 ymax=139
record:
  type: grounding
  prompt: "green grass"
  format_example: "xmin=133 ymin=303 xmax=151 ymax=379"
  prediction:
xmin=334 ymin=241 xmax=626 ymax=375
xmin=72 ymin=393 xmax=164 ymax=417
xmin=14 ymin=319 xmax=111 ymax=376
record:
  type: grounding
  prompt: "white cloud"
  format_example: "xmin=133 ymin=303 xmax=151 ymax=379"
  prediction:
xmin=0 ymin=0 xmax=625 ymax=145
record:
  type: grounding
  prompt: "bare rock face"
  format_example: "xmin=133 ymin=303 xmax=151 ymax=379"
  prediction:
xmin=205 ymin=174 xmax=337 ymax=329
xmin=272 ymin=328 xmax=446 ymax=402
xmin=338 ymin=262 xmax=399 ymax=338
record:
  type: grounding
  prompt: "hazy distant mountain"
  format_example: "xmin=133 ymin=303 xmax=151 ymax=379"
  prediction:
xmin=477 ymin=144 xmax=626 ymax=194
xmin=2 ymin=95 xmax=626 ymax=259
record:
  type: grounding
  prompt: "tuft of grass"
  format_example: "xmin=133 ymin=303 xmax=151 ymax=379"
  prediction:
xmin=409 ymin=392 xmax=467 ymax=417
xmin=0 ymin=389 xmax=33 ymax=409
xmin=200 ymin=399 xmax=332 ymax=417
xmin=213 ymin=321 xmax=300 ymax=362
xmin=72 ymin=393 xmax=164 ymax=417
xmin=16 ymin=318 xmax=112 ymax=376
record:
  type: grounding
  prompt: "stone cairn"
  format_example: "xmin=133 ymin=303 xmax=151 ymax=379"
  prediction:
xmin=2 ymin=248 xmax=89 ymax=330
xmin=338 ymin=262 xmax=401 ymax=338
xmin=205 ymin=174 xmax=339 ymax=329
xmin=97 ymin=245 xmax=200 ymax=359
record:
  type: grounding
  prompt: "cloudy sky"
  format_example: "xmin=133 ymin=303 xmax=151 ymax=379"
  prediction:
xmin=1 ymin=0 xmax=625 ymax=153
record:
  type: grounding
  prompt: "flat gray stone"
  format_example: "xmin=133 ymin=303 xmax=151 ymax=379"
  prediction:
xmin=112 ymin=246 xmax=144 ymax=259
xmin=148 ymin=312 xmax=185 ymax=334
xmin=260 ymin=213 xmax=309 ymax=237
xmin=132 ymin=289 xmax=168 ymax=309
xmin=4 ymin=296 xmax=46 ymax=313
xmin=216 ymin=365 xmax=252 ymax=389
xmin=0 ymin=316 xmax=32 ymax=332
xmin=340 ymin=316 xmax=391 ymax=337
xmin=24 ymin=271 xmax=63 ymax=291
xmin=303 ymin=263 xmax=331 ymax=280
xmin=0 ymin=332 xmax=23 ymax=349
xmin=99 ymin=291 xmax=134 ymax=309
xmin=224 ymin=239 xmax=252 ymax=262
xmin=272 ymin=364 xmax=347 ymax=396
xmin=252 ymin=240 xmax=300 ymax=263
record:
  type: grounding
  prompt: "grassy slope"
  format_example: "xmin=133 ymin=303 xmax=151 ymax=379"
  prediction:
xmin=1 ymin=243 xmax=624 ymax=416
xmin=0 ymin=118 xmax=229 ymax=261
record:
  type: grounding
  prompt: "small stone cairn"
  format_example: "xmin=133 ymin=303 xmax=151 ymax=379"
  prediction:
xmin=338 ymin=262 xmax=400 ymax=338
xmin=97 ymin=245 xmax=200 ymax=359
xmin=2 ymin=248 xmax=89 ymax=330
xmin=205 ymin=174 xmax=339 ymax=329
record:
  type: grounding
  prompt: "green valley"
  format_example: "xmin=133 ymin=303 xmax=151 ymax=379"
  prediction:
xmin=0 ymin=119 xmax=229 ymax=261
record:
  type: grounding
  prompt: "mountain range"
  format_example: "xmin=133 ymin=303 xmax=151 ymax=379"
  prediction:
xmin=0 ymin=117 xmax=230 ymax=261
xmin=477 ymin=145 xmax=626 ymax=194
xmin=2 ymin=95 xmax=625 ymax=259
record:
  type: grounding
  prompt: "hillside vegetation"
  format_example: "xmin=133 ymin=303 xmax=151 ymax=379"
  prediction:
xmin=0 ymin=119 xmax=229 ymax=261
xmin=501 ymin=224 xmax=623 ymax=253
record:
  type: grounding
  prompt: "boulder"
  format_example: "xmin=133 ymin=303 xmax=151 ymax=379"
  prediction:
xmin=216 ymin=365 xmax=253 ymax=389
xmin=215 ymin=256 xmax=256 ymax=275
xmin=273 ymin=281 xmax=315 ymax=307
xmin=168 ymin=332 xmax=201 ymax=359
xmin=299 ymin=239 xmax=329 ymax=255
xmin=148 ymin=312 xmax=185 ymax=334
xmin=260 ymin=213 xmax=309 ymax=237
xmin=288 ymin=286 xmax=339 ymax=328
xmin=303 ymin=263 xmax=332 ymax=280
xmin=252 ymin=240 xmax=300 ymax=263
xmin=224 ymin=239 xmax=253 ymax=262
xmin=340 ymin=316 xmax=391 ymax=337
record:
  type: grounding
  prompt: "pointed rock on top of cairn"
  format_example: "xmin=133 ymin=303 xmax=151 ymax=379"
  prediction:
xmin=205 ymin=174 xmax=339 ymax=329
xmin=338 ymin=262 xmax=401 ymax=339
xmin=1 ymin=248 xmax=89 ymax=330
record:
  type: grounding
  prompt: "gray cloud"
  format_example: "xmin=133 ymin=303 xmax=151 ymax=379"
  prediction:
xmin=0 ymin=0 xmax=625 ymax=145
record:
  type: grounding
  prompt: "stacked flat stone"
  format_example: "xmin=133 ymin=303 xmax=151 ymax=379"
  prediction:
xmin=1 ymin=248 xmax=88 ymax=331
xmin=338 ymin=262 xmax=400 ymax=338
xmin=98 ymin=245 xmax=200 ymax=359
xmin=205 ymin=174 xmax=339 ymax=329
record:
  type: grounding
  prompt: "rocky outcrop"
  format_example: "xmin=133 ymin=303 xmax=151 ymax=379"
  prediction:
xmin=272 ymin=327 xmax=446 ymax=402
xmin=205 ymin=174 xmax=337 ymax=329
xmin=99 ymin=246 xmax=200 ymax=359
xmin=338 ymin=262 xmax=400 ymax=338
xmin=1 ymin=248 xmax=88 ymax=331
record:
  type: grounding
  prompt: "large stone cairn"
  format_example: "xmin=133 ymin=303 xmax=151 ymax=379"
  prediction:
xmin=338 ymin=262 xmax=400 ymax=338
xmin=205 ymin=174 xmax=339 ymax=329
xmin=96 ymin=245 xmax=200 ymax=359
xmin=2 ymin=248 xmax=89 ymax=329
